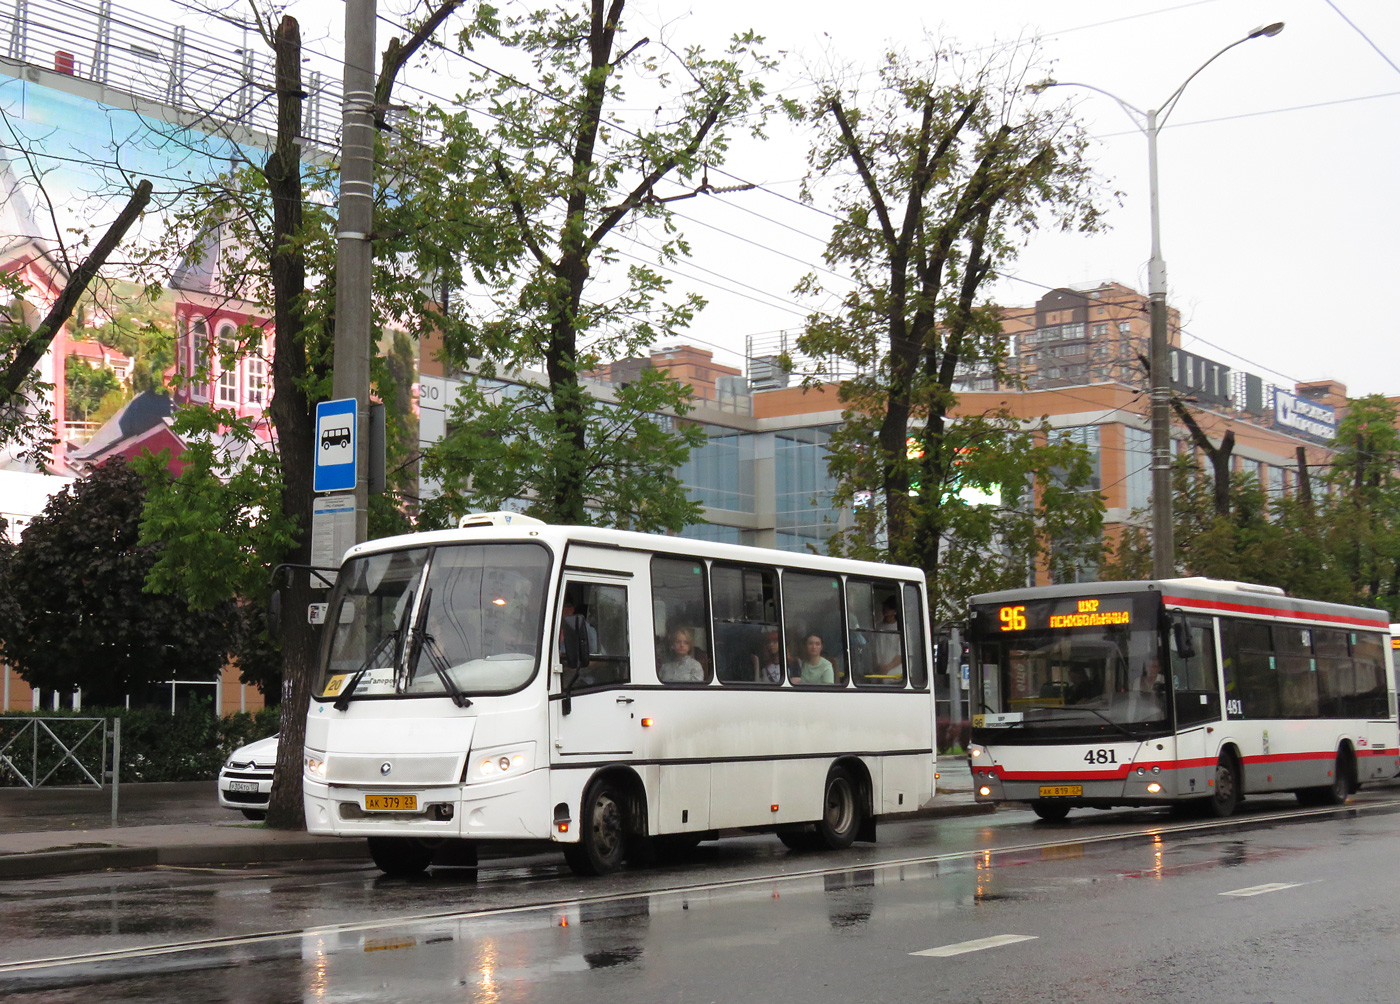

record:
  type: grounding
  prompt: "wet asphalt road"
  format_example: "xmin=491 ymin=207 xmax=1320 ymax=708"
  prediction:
xmin=3 ymin=791 xmax=1400 ymax=1003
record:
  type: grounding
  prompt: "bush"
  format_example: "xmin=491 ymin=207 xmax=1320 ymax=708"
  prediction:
xmin=0 ymin=704 xmax=281 ymax=786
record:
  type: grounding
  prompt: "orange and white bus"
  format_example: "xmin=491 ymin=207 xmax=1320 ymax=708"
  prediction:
xmin=968 ymin=578 xmax=1398 ymax=820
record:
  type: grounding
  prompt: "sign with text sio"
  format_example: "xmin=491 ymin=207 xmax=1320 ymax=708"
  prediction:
xmin=1274 ymin=390 xmax=1336 ymax=442
xmin=314 ymin=398 xmax=357 ymax=493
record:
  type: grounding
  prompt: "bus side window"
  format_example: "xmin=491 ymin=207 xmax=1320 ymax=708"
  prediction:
xmin=651 ymin=556 xmax=711 ymax=685
xmin=903 ymin=584 xmax=928 ymax=689
xmin=711 ymin=564 xmax=779 ymax=684
xmin=1170 ymin=615 xmax=1219 ymax=726
xmin=783 ymin=571 xmax=847 ymax=686
xmin=560 ymin=582 xmax=630 ymax=689
xmin=848 ymin=579 xmax=905 ymax=687
xmin=1350 ymin=632 xmax=1388 ymax=719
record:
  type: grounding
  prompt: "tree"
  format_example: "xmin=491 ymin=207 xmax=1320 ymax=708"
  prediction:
xmin=64 ymin=359 xmax=123 ymax=423
xmin=0 ymin=176 xmax=152 ymax=458
xmin=418 ymin=0 xmax=773 ymax=529
xmin=786 ymin=44 xmax=1107 ymax=615
xmin=1319 ymin=395 xmax=1400 ymax=615
xmin=134 ymin=4 xmax=468 ymax=828
xmin=0 ymin=459 xmax=232 ymax=705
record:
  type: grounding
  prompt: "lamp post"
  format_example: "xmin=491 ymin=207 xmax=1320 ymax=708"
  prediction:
xmin=1045 ymin=22 xmax=1283 ymax=579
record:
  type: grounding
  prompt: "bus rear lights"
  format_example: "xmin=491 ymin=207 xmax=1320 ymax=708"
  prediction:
xmin=556 ymin=822 xmax=569 ymax=833
xmin=978 ymin=786 xmax=992 ymax=797
xmin=1146 ymin=783 xmax=1162 ymax=794
xmin=770 ymin=804 xmax=780 ymax=812
xmin=641 ymin=718 xmax=654 ymax=728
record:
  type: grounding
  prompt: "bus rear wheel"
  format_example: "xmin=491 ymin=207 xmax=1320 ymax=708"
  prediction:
xmin=1031 ymin=801 xmax=1071 ymax=822
xmin=814 ymin=766 xmax=863 ymax=850
xmin=564 ymin=778 xmax=629 ymax=876
xmin=1207 ymin=754 xmax=1241 ymax=818
xmin=1298 ymin=750 xmax=1352 ymax=806
xmin=368 ymin=836 xmax=434 ymax=877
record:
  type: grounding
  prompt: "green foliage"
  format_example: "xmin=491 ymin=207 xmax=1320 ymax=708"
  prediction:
xmin=0 ymin=459 xmax=237 ymax=705
xmin=1105 ymin=399 xmax=1400 ymax=616
xmin=788 ymin=41 xmax=1107 ymax=616
xmin=0 ymin=269 xmax=56 ymax=465
xmin=420 ymin=364 xmax=705 ymax=531
xmin=415 ymin=4 xmax=774 ymax=527
xmin=64 ymin=359 xmax=123 ymax=422
xmin=0 ymin=705 xmax=281 ymax=785
xmin=133 ymin=408 xmax=296 ymax=695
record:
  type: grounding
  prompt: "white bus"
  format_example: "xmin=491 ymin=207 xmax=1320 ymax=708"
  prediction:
xmin=967 ymin=578 xmax=1399 ymax=820
xmin=304 ymin=514 xmax=936 ymax=875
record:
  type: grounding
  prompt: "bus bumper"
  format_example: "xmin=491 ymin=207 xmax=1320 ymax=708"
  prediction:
xmin=972 ymin=769 xmax=1186 ymax=807
xmin=304 ymin=768 xmax=553 ymax=840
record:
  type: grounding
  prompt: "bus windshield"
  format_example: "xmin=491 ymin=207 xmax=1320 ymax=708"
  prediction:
xmin=318 ymin=542 xmax=552 ymax=701
xmin=970 ymin=592 xmax=1169 ymax=739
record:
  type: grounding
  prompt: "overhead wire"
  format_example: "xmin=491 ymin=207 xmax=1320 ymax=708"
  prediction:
xmin=5 ymin=0 xmax=1370 ymax=404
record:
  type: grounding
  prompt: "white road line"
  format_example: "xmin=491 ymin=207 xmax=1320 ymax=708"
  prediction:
xmin=911 ymin=935 xmax=1038 ymax=957
xmin=4 ymin=800 xmax=1394 ymax=976
xmin=1219 ymin=882 xmax=1306 ymax=897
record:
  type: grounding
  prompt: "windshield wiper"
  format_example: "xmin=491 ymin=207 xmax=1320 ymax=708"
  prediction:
xmin=1036 ymin=703 xmax=1142 ymax=741
xmin=402 ymin=589 xmax=471 ymax=709
xmin=333 ymin=591 xmax=414 ymax=712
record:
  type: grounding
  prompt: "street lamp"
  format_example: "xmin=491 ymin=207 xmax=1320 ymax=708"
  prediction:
xmin=1043 ymin=22 xmax=1284 ymax=579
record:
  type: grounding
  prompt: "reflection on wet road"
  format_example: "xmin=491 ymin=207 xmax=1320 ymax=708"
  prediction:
xmin=4 ymin=792 xmax=1400 ymax=1002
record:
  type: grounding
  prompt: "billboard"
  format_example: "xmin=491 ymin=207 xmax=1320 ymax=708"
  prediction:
xmin=1274 ymin=390 xmax=1336 ymax=442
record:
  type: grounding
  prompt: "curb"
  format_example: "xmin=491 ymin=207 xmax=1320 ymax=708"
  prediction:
xmin=0 ymin=802 xmax=992 ymax=880
xmin=0 ymin=839 xmax=372 ymax=880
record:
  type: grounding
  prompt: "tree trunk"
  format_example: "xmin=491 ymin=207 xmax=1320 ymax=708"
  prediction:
xmin=1171 ymin=399 xmax=1234 ymax=518
xmin=264 ymin=15 xmax=317 ymax=830
xmin=1 ymin=180 xmax=152 ymax=398
xmin=1295 ymin=446 xmax=1311 ymax=510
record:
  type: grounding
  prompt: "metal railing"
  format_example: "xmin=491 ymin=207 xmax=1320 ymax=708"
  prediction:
xmin=2 ymin=0 xmax=339 ymax=150
xmin=0 ymin=715 xmax=121 ymax=823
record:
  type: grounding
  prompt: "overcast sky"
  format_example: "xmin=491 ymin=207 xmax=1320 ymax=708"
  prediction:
xmin=233 ymin=0 xmax=1400 ymax=396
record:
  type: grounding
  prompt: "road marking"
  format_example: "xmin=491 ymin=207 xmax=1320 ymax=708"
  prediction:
xmin=911 ymin=935 xmax=1038 ymax=957
xmin=1219 ymin=882 xmax=1306 ymax=897
xmin=3 ymin=800 xmax=1395 ymax=977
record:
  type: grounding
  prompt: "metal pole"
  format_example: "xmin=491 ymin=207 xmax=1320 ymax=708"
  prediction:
xmin=1146 ymin=108 xmax=1174 ymax=580
xmin=333 ymin=0 xmax=376 ymax=546
xmin=110 ymin=717 xmax=120 ymax=826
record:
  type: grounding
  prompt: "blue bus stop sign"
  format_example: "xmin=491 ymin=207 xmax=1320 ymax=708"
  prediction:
xmin=314 ymin=398 xmax=357 ymax=493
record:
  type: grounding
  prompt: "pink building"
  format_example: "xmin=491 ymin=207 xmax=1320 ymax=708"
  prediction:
xmin=168 ymin=225 xmax=275 ymax=437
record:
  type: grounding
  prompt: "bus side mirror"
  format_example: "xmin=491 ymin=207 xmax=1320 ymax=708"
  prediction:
xmin=1172 ymin=617 xmax=1196 ymax=660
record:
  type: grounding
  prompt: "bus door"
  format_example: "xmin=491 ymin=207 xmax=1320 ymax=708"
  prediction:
xmin=1169 ymin=613 xmax=1222 ymax=797
xmin=551 ymin=569 xmax=642 ymax=759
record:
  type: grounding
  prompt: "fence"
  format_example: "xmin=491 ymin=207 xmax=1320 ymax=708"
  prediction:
xmin=0 ymin=715 xmax=121 ymax=823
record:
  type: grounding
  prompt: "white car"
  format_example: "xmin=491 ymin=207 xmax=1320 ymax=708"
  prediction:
xmin=218 ymin=734 xmax=278 ymax=820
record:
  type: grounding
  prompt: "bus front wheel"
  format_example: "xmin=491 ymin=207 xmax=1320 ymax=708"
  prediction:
xmin=1031 ymin=801 xmax=1071 ymax=822
xmin=368 ymin=836 xmax=433 ymax=877
xmin=564 ymin=778 xmax=629 ymax=876
xmin=1207 ymin=754 xmax=1241 ymax=818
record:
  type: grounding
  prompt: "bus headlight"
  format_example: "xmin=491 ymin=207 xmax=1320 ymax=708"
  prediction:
xmin=305 ymin=752 xmax=327 ymax=779
xmin=469 ymin=744 xmax=534 ymax=782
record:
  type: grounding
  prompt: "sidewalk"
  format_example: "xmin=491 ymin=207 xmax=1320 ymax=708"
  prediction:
xmin=0 ymin=759 xmax=985 ymax=879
